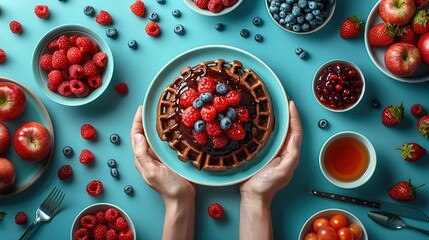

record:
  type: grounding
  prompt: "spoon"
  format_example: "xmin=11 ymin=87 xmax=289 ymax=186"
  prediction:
xmin=368 ymin=211 xmax=429 ymax=235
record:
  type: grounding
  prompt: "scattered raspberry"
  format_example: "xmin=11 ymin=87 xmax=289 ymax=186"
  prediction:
xmin=118 ymin=229 xmax=134 ymax=240
xmin=201 ymin=105 xmax=217 ymax=122
xmin=115 ymin=217 xmax=128 ymax=231
xmin=35 ymin=5 xmax=50 ymax=18
xmin=57 ymin=164 xmax=73 ymax=180
xmin=130 ymin=0 xmax=145 ymax=17
xmin=206 ymin=120 xmax=221 ymax=136
xmin=81 ymin=124 xmax=97 ymax=140
xmin=57 ymin=35 xmax=71 ymax=50
xmin=76 ymin=37 xmax=93 ymax=53
xmin=0 ymin=49 xmax=6 ymax=63
xmin=95 ymin=211 xmax=106 ymax=224
xmin=87 ymin=75 xmax=102 ymax=89
xmin=212 ymin=96 xmax=228 ymax=112
xmin=40 ymin=54 xmax=54 ymax=71
xmin=181 ymin=106 xmax=201 ymax=127
xmin=86 ymin=180 xmax=103 ymax=197
xmin=104 ymin=208 xmax=119 ymax=223
xmin=226 ymin=121 xmax=245 ymax=141
xmin=211 ymin=134 xmax=228 ymax=148
xmin=92 ymin=52 xmax=107 ymax=67
xmin=69 ymin=64 xmax=84 ymax=79
xmin=198 ymin=76 xmax=216 ymax=93
xmin=95 ymin=10 xmax=113 ymax=25
xmin=57 ymin=81 xmax=73 ymax=96
xmin=74 ymin=228 xmax=90 ymax=240
xmin=180 ymin=88 xmax=199 ymax=107
xmin=208 ymin=0 xmax=224 ymax=13
xmin=192 ymin=130 xmax=208 ymax=145
xmin=70 ymin=79 xmax=86 ymax=95
xmin=67 ymin=47 xmax=83 ymax=64
xmin=80 ymin=215 xmax=97 ymax=230
xmin=80 ymin=149 xmax=95 ymax=164
xmin=194 ymin=0 xmax=209 ymax=9
xmin=15 ymin=212 xmax=28 ymax=225
xmin=145 ymin=21 xmax=161 ymax=37
xmin=93 ymin=224 xmax=108 ymax=240
xmin=411 ymin=104 xmax=425 ymax=117
xmin=225 ymin=90 xmax=241 ymax=106
xmin=222 ymin=0 xmax=238 ymax=7
xmin=106 ymin=229 xmax=118 ymax=240
xmin=83 ymin=60 xmax=97 ymax=76
xmin=208 ymin=203 xmax=224 ymax=219
xmin=9 ymin=21 xmax=23 ymax=34
xmin=52 ymin=50 xmax=69 ymax=69
xmin=235 ymin=106 xmax=250 ymax=122
xmin=114 ymin=82 xmax=128 ymax=96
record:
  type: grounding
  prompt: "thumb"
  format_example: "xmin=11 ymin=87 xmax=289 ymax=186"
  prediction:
xmin=133 ymin=133 xmax=155 ymax=169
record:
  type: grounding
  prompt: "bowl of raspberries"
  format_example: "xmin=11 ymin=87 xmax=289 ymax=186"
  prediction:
xmin=183 ymin=0 xmax=243 ymax=16
xmin=32 ymin=24 xmax=114 ymax=106
xmin=71 ymin=203 xmax=135 ymax=240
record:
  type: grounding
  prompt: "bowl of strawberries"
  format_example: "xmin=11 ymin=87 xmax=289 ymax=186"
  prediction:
xmin=183 ymin=0 xmax=243 ymax=16
xmin=32 ymin=24 xmax=114 ymax=106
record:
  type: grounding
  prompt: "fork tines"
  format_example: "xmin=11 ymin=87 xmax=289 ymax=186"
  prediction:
xmin=41 ymin=187 xmax=65 ymax=215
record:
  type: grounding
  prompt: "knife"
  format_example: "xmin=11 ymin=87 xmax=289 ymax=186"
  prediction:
xmin=308 ymin=189 xmax=429 ymax=222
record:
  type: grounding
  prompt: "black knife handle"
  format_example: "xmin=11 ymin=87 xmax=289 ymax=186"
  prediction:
xmin=309 ymin=189 xmax=381 ymax=209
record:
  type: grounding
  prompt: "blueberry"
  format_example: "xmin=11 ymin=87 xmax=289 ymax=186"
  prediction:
xmin=292 ymin=24 xmax=301 ymax=32
xmin=308 ymin=1 xmax=317 ymax=10
xmin=225 ymin=107 xmax=236 ymax=120
xmin=329 ymin=0 xmax=335 ymax=5
xmin=172 ymin=9 xmax=181 ymax=18
xmin=298 ymin=0 xmax=307 ymax=8
xmin=285 ymin=23 xmax=293 ymax=30
xmin=217 ymin=114 xmax=225 ymax=121
xmin=240 ymin=28 xmax=250 ymax=38
xmin=296 ymin=15 xmax=305 ymax=24
xmin=273 ymin=13 xmax=280 ymax=21
xmin=215 ymin=23 xmax=224 ymax=31
xmin=194 ymin=120 xmax=206 ymax=132
xmin=174 ymin=24 xmax=185 ymax=35
xmin=254 ymin=34 xmax=263 ymax=42
xmin=316 ymin=2 xmax=324 ymax=9
xmin=302 ymin=23 xmax=311 ymax=32
xmin=291 ymin=6 xmax=301 ymax=16
xmin=124 ymin=185 xmax=134 ymax=195
xmin=84 ymin=6 xmax=95 ymax=17
xmin=193 ymin=98 xmax=204 ymax=109
xmin=156 ymin=0 xmax=165 ymax=4
xmin=279 ymin=18 xmax=286 ymax=25
xmin=312 ymin=9 xmax=321 ymax=16
xmin=286 ymin=0 xmax=294 ymax=4
xmin=305 ymin=13 xmax=314 ymax=21
xmin=106 ymin=27 xmax=118 ymax=39
xmin=299 ymin=51 xmax=308 ymax=59
xmin=110 ymin=168 xmax=119 ymax=178
xmin=107 ymin=159 xmax=117 ymax=168
xmin=371 ymin=99 xmax=380 ymax=109
xmin=200 ymin=92 xmax=213 ymax=103
xmin=318 ymin=119 xmax=329 ymax=129
xmin=62 ymin=146 xmax=73 ymax=157
xmin=253 ymin=17 xmax=263 ymax=27
xmin=149 ymin=12 xmax=159 ymax=22
xmin=295 ymin=47 xmax=304 ymax=55
xmin=110 ymin=133 xmax=120 ymax=145
xmin=220 ymin=117 xmax=232 ymax=130
xmin=216 ymin=83 xmax=228 ymax=95
xmin=315 ymin=16 xmax=324 ymax=24
xmin=285 ymin=14 xmax=295 ymax=23
xmin=281 ymin=3 xmax=291 ymax=12
xmin=269 ymin=5 xmax=279 ymax=14
xmin=279 ymin=11 xmax=287 ymax=19
xmin=128 ymin=40 xmax=138 ymax=49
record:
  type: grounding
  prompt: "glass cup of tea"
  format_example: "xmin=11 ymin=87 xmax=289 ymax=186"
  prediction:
xmin=319 ymin=131 xmax=377 ymax=189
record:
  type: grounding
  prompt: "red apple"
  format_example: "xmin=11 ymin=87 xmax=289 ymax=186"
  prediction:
xmin=0 ymin=157 xmax=16 ymax=193
xmin=379 ymin=0 xmax=416 ymax=26
xmin=0 ymin=82 xmax=26 ymax=121
xmin=417 ymin=32 xmax=429 ymax=65
xmin=384 ymin=43 xmax=421 ymax=77
xmin=0 ymin=122 xmax=11 ymax=154
xmin=14 ymin=122 xmax=51 ymax=162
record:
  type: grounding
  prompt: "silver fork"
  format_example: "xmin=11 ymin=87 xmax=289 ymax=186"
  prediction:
xmin=19 ymin=187 xmax=65 ymax=240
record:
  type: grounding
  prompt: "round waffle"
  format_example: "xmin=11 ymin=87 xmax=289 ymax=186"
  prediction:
xmin=156 ymin=59 xmax=274 ymax=172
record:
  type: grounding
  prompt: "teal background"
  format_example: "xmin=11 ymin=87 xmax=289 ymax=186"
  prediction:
xmin=1 ymin=0 xmax=429 ymax=239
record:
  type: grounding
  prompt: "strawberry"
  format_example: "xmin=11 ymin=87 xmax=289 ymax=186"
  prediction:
xmin=15 ymin=212 xmax=28 ymax=225
xmin=389 ymin=179 xmax=425 ymax=201
xmin=417 ymin=114 xmax=429 ymax=137
xmin=130 ymin=0 xmax=145 ymax=17
xmin=395 ymin=142 xmax=427 ymax=161
xmin=396 ymin=25 xmax=416 ymax=44
xmin=411 ymin=103 xmax=425 ymax=117
xmin=411 ymin=9 xmax=429 ymax=35
xmin=382 ymin=103 xmax=404 ymax=126
xmin=369 ymin=23 xmax=397 ymax=47
xmin=208 ymin=203 xmax=224 ymax=219
xmin=340 ymin=16 xmax=364 ymax=39
xmin=415 ymin=0 xmax=429 ymax=7
xmin=86 ymin=180 xmax=103 ymax=197
xmin=81 ymin=124 xmax=97 ymax=140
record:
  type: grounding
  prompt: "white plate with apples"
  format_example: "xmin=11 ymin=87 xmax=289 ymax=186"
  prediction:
xmin=364 ymin=0 xmax=429 ymax=83
xmin=0 ymin=77 xmax=54 ymax=198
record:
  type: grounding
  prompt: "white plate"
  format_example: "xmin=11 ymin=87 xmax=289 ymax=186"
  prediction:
xmin=182 ymin=0 xmax=243 ymax=16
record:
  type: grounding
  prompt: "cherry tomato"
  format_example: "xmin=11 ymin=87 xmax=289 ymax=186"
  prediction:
xmin=329 ymin=214 xmax=348 ymax=231
xmin=349 ymin=224 xmax=363 ymax=240
xmin=304 ymin=232 xmax=318 ymax=240
xmin=313 ymin=217 xmax=330 ymax=232
xmin=337 ymin=227 xmax=354 ymax=240
xmin=317 ymin=226 xmax=339 ymax=240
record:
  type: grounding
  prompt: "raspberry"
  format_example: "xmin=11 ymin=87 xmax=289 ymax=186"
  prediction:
xmin=15 ymin=212 xmax=28 ymax=225
xmin=74 ymin=228 xmax=90 ymax=240
xmin=9 ymin=21 xmax=23 ymax=34
xmin=92 ymin=52 xmax=107 ymax=67
xmin=145 ymin=21 xmax=161 ymax=37
xmin=208 ymin=203 xmax=224 ymax=219
xmin=62 ymin=69 xmax=70 ymax=80
xmin=194 ymin=0 xmax=209 ymax=9
xmin=95 ymin=211 xmax=106 ymax=224
xmin=39 ymin=54 xmax=54 ymax=71
xmin=225 ymin=90 xmax=241 ymax=106
xmin=208 ymin=0 xmax=224 ymax=13
xmin=95 ymin=10 xmax=113 ymax=25
xmin=80 ymin=214 xmax=97 ymax=229
xmin=86 ymin=180 xmax=103 ymax=197
xmin=235 ymin=106 xmax=250 ymax=122
xmin=57 ymin=35 xmax=71 ymax=50
xmin=76 ymin=37 xmax=93 ymax=53
xmin=47 ymin=70 xmax=63 ymax=86
xmin=67 ymin=47 xmax=83 ymax=64
xmin=181 ymin=106 xmax=201 ymax=127
xmin=35 ymin=5 xmax=50 ymax=18
xmin=76 ymin=83 xmax=90 ymax=98
xmin=201 ymin=105 xmax=217 ymax=122
xmin=106 ymin=229 xmax=118 ymax=240
xmin=211 ymin=134 xmax=229 ymax=148
xmin=192 ymin=130 xmax=208 ymax=145
xmin=180 ymin=88 xmax=199 ymax=107
xmin=212 ymin=96 xmax=229 ymax=112
xmin=83 ymin=60 xmax=97 ymax=76
xmin=222 ymin=0 xmax=238 ymax=7
xmin=411 ymin=104 xmax=425 ymax=117
xmin=206 ymin=120 xmax=221 ymax=136
xmin=57 ymin=81 xmax=73 ymax=96
xmin=69 ymin=64 xmax=84 ymax=79
xmin=115 ymin=217 xmax=128 ymax=231
xmin=81 ymin=124 xmax=97 ymax=140
xmin=48 ymin=40 xmax=59 ymax=51
xmin=114 ymin=82 xmax=128 ymax=96
xmin=130 ymin=0 xmax=145 ymax=17
xmin=57 ymin=164 xmax=73 ymax=180
xmin=47 ymin=82 xmax=58 ymax=92
xmin=118 ymin=229 xmax=134 ymax=240
xmin=93 ymin=224 xmax=108 ymax=240
xmin=88 ymin=75 xmax=102 ymax=89
xmin=52 ymin=50 xmax=69 ymax=69
xmin=70 ymin=79 xmax=86 ymax=94
xmin=80 ymin=149 xmax=95 ymax=164
xmin=226 ymin=121 xmax=245 ymax=140
xmin=198 ymin=76 xmax=216 ymax=93
xmin=0 ymin=49 xmax=6 ymax=63
xmin=105 ymin=208 xmax=119 ymax=223
xmin=91 ymin=43 xmax=100 ymax=55
xmin=70 ymin=34 xmax=82 ymax=46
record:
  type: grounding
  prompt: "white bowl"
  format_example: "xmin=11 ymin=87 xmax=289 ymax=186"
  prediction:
xmin=182 ymin=0 xmax=243 ymax=16
xmin=313 ymin=59 xmax=365 ymax=112
xmin=319 ymin=131 xmax=376 ymax=189
xmin=299 ymin=208 xmax=368 ymax=240
xmin=70 ymin=203 xmax=136 ymax=240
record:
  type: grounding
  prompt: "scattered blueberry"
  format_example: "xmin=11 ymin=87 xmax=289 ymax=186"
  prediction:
xmin=84 ymin=6 xmax=95 ymax=17
xmin=220 ymin=117 xmax=232 ymax=130
xmin=110 ymin=168 xmax=119 ymax=178
xmin=225 ymin=107 xmax=236 ymax=120
xmin=371 ymin=99 xmax=380 ymax=109
xmin=174 ymin=24 xmax=185 ymax=35
xmin=106 ymin=27 xmax=118 ymax=39
xmin=295 ymin=47 xmax=304 ymax=55
xmin=299 ymin=51 xmax=308 ymax=59
xmin=216 ymin=83 xmax=228 ymax=95
xmin=156 ymin=0 xmax=165 ymax=4
xmin=194 ymin=120 xmax=206 ymax=132
xmin=172 ymin=9 xmax=181 ymax=18
xmin=107 ymin=159 xmax=117 ymax=168
xmin=318 ymin=119 xmax=329 ymax=129
xmin=253 ymin=17 xmax=263 ymax=26
xmin=149 ymin=12 xmax=159 ymax=22
xmin=240 ymin=28 xmax=250 ymax=38
xmin=110 ymin=133 xmax=120 ymax=145
xmin=215 ymin=23 xmax=224 ymax=31
xmin=254 ymin=34 xmax=263 ymax=42
xmin=124 ymin=185 xmax=134 ymax=195
xmin=62 ymin=146 xmax=73 ymax=157
xmin=200 ymin=92 xmax=213 ymax=103
xmin=128 ymin=40 xmax=138 ymax=49
xmin=193 ymin=98 xmax=204 ymax=109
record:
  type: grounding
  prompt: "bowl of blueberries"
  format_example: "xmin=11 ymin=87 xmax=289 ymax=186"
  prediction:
xmin=266 ymin=0 xmax=336 ymax=34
